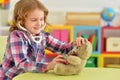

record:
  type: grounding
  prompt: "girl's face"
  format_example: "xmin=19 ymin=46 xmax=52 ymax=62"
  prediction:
xmin=24 ymin=9 xmax=45 ymax=36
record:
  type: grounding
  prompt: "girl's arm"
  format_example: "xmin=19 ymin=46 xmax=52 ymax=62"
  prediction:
xmin=45 ymin=33 xmax=74 ymax=54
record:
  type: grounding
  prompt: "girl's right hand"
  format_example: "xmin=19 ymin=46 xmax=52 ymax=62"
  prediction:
xmin=46 ymin=55 xmax=66 ymax=70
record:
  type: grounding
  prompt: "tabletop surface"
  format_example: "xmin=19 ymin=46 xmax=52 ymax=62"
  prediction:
xmin=13 ymin=68 xmax=120 ymax=80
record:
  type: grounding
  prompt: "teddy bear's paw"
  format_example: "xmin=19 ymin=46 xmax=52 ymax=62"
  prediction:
xmin=77 ymin=41 xmax=92 ymax=60
xmin=67 ymin=56 xmax=81 ymax=65
xmin=54 ymin=63 xmax=80 ymax=75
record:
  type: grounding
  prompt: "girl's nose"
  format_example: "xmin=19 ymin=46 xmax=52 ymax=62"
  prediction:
xmin=37 ymin=20 xmax=44 ymax=25
xmin=35 ymin=21 xmax=41 ymax=26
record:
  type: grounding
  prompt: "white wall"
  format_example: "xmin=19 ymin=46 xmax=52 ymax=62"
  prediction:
xmin=40 ymin=0 xmax=120 ymax=12
xmin=40 ymin=0 xmax=120 ymax=26
xmin=9 ymin=0 xmax=120 ymax=12
xmin=7 ymin=0 xmax=120 ymax=26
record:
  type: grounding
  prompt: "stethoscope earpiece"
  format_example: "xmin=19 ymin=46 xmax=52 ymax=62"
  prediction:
xmin=18 ymin=22 xmax=46 ymax=44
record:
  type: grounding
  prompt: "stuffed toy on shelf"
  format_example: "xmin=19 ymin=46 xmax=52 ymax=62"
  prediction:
xmin=54 ymin=41 xmax=92 ymax=75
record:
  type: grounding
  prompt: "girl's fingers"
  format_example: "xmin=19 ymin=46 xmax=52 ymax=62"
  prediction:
xmin=81 ymin=38 xmax=85 ymax=44
xmin=56 ymin=55 xmax=64 ymax=59
xmin=75 ymin=37 xmax=88 ymax=47
xmin=54 ymin=55 xmax=64 ymax=61
xmin=78 ymin=40 xmax=81 ymax=47
xmin=47 ymin=55 xmax=66 ymax=70
xmin=55 ymin=55 xmax=67 ymax=62
xmin=77 ymin=32 xmax=81 ymax=37
xmin=77 ymin=37 xmax=83 ymax=47
xmin=56 ymin=58 xmax=66 ymax=63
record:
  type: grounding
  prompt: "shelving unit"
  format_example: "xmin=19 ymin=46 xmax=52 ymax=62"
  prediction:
xmin=45 ymin=25 xmax=102 ymax=67
xmin=74 ymin=26 xmax=101 ymax=54
xmin=45 ymin=25 xmax=120 ymax=68
xmin=101 ymin=27 xmax=120 ymax=68
xmin=101 ymin=27 xmax=120 ymax=53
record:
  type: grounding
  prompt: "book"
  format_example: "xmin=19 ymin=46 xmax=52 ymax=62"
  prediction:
xmin=60 ymin=30 xmax=69 ymax=43
xmin=52 ymin=29 xmax=61 ymax=41
xmin=89 ymin=34 xmax=97 ymax=51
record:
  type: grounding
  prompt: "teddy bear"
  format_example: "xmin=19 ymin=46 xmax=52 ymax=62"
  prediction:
xmin=53 ymin=41 xmax=92 ymax=75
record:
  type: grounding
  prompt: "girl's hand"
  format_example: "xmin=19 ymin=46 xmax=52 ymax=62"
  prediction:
xmin=46 ymin=55 xmax=66 ymax=70
xmin=74 ymin=32 xmax=88 ymax=47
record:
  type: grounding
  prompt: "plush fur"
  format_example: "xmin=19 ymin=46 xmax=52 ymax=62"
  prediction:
xmin=54 ymin=41 xmax=92 ymax=75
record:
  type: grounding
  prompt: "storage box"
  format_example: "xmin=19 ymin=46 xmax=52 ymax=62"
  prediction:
xmin=66 ymin=12 xmax=101 ymax=26
xmin=86 ymin=57 xmax=97 ymax=67
xmin=106 ymin=37 xmax=120 ymax=52
xmin=0 ymin=10 xmax=8 ymax=26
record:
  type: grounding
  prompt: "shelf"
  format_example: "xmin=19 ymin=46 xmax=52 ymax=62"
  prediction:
xmin=45 ymin=25 xmax=73 ymax=53
xmin=74 ymin=26 xmax=101 ymax=54
xmin=45 ymin=25 xmax=73 ymax=42
xmin=101 ymin=27 xmax=120 ymax=54
xmin=86 ymin=54 xmax=100 ymax=67
xmin=100 ymin=54 xmax=120 ymax=68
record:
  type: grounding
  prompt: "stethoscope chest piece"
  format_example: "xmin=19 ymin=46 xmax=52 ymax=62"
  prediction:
xmin=31 ymin=35 xmax=43 ymax=44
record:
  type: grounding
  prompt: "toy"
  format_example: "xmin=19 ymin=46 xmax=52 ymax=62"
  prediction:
xmin=54 ymin=41 xmax=92 ymax=75
xmin=101 ymin=7 xmax=116 ymax=26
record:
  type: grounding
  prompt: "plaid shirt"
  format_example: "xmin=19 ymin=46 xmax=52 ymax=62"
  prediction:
xmin=0 ymin=30 xmax=74 ymax=79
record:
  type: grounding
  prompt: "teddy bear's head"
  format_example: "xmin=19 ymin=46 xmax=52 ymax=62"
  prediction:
xmin=54 ymin=41 xmax=92 ymax=75
xmin=69 ymin=41 xmax=92 ymax=60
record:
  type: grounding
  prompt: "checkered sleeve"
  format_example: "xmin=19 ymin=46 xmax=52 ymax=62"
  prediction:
xmin=45 ymin=33 xmax=74 ymax=54
xmin=9 ymin=31 xmax=47 ymax=72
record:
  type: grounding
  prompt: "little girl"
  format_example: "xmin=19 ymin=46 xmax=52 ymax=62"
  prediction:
xmin=0 ymin=0 xmax=87 ymax=80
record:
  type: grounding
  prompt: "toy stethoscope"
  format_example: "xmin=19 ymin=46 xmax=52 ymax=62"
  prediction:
xmin=18 ymin=22 xmax=46 ymax=44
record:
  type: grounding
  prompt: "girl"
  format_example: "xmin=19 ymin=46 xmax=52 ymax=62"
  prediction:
xmin=0 ymin=0 xmax=87 ymax=80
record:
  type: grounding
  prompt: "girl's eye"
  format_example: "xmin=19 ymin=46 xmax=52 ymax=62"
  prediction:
xmin=31 ymin=19 xmax=37 ymax=21
xmin=31 ymin=18 xmax=44 ymax=22
xmin=40 ymin=18 xmax=44 ymax=21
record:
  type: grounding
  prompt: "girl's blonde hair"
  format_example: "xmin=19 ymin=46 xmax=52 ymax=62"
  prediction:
xmin=9 ymin=0 xmax=48 ymax=32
